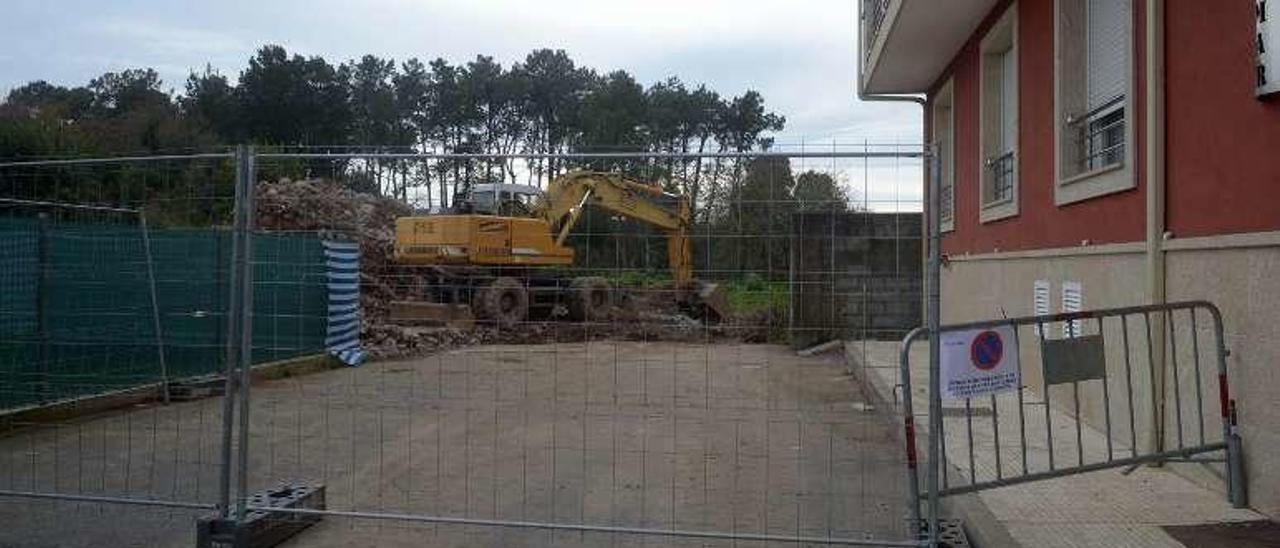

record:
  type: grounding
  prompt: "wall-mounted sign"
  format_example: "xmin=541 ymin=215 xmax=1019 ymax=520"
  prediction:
xmin=940 ymin=325 xmax=1021 ymax=400
xmin=1261 ymin=0 xmax=1279 ymax=97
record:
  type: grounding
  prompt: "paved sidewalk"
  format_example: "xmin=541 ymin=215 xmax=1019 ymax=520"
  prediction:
xmin=847 ymin=340 xmax=1262 ymax=548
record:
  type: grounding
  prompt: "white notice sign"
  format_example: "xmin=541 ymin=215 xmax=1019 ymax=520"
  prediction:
xmin=1261 ymin=0 xmax=1279 ymax=96
xmin=940 ymin=325 xmax=1021 ymax=400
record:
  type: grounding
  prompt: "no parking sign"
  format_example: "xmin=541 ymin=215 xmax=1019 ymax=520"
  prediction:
xmin=940 ymin=325 xmax=1020 ymax=400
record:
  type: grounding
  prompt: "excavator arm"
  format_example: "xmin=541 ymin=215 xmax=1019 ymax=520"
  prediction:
xmin=534 ymin=171 xmax=694 ymax=286
xmin=533 ymin=171 xmax=726 ymax=320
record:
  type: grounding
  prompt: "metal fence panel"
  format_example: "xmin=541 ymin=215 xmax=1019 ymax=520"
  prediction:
xmin=0 ymin=153 xmax=334 ymax=545
xmin=1 ymin=147 xmax=933 ymax=547
xmin=235 ymin=149 xmax=928 ymax=546
xmin=900 ymin=300 xmax=1247 ymax=534
xmin=0 ymin=155 xmax=240 ymax=546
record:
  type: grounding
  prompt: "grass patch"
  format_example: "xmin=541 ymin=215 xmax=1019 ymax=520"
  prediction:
xmin=722 ymin=276 xmax=789 ymax=314
xmin=601 ymin=270 xmax=790 ymax=319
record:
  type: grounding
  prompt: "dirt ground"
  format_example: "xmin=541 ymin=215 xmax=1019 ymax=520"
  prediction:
xmin=0 ymin=342 xmax=910 ymax=547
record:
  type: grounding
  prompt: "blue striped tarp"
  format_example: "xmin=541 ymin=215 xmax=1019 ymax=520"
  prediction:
xmin=324 ymin=240 xmax=365 ymax=365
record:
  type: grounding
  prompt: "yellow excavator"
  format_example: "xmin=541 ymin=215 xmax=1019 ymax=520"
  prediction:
xmin=391 ymin=170 xmax=729 ymax=326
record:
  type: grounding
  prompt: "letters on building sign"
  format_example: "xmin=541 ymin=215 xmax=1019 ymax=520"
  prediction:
xmin=1262 ymin=0 xmax=1279 ymax=96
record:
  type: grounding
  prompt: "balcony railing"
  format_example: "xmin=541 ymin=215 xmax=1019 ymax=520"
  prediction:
xmin=863 ymin=0 xmax=892 ymax=60
xmin=985 ymin=151 xmax=1015 ymax=204
xmin=1067 ymin=95 xmax=1125 ymax=174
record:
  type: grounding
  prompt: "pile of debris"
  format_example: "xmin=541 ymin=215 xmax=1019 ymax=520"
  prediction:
xmin=362 ymin=319 xmax=749 ymax=361
xmin=256 ymin=178 xmax=412 ymax=321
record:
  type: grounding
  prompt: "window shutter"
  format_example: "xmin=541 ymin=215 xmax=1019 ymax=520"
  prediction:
xmin=1086 ymin=0 xmax=1130 ymax=110
xmin=1061 ymin=281 xmax=1083 ymax=338
xmin=1000 ymin=48 xmax=1017 ymax=153
xmin=1034 ymin=280 xmax=1050 ymax=338
xmin=1034 ymin=280 xmax=1051 ymax=315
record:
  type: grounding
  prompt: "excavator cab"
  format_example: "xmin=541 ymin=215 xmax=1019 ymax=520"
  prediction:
xmin=469 ymin=183 xmax=542 ymax=216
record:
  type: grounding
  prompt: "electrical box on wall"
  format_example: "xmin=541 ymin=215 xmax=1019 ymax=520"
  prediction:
xmin=1261 ymin=0 xmax=1279 ymax=97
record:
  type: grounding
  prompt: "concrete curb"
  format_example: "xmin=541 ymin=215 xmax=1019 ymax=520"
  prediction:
xmin=843 ymin=341 xmax=1023 ymax=548
xmin=0 ymin=353 xmax=341 ymax=434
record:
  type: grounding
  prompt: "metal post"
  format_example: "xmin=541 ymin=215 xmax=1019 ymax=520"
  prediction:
xmin=235 ymin=143 xmax=257 ymax=519
xmin=234 ymin=145 xmax=257 ymax=521
xmin=139 ymin=213 xmax=170 ymax=404
xmin=899 ymin=328 xmax=923 ymax=526
xmin=217 ymin=146 xmax=248 ymax=517
xmin=925 ymin=145 xmax=942 ymax=547
xmin=36 ymin=212 xmax=51 ymax=403
xmin=1205 ymin=305 xmax=1247 ymax=508
xmin=1226 ymin=399 xmax=1246 ymax=508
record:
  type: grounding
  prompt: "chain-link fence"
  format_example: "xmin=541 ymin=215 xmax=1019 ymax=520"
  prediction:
xmin=1 ymin=147 xmax=933 ymax=547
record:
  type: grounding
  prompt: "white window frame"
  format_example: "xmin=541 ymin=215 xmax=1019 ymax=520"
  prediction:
xmin=932 ymin=78 xmax=956 ymax=233
xmin=1053 ymin=0 xmax=1136 ymax=205
xmin=979 ymin=4 xmax=1020 ymax=222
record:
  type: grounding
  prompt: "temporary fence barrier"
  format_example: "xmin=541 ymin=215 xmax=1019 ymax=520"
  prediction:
xmin=1 ymin=146 xmax=940 ymax=547
xmin=900 ymin=300 xmax=1247 ymax=546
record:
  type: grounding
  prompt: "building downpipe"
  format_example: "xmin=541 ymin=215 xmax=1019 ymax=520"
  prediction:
xmin=1145 ymin=0 xmax=1168 ymax=456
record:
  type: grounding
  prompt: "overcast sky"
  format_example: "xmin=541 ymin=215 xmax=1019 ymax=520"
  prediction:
xmin=0 ymin=0 xmax=922 ymax=207
xmin=0 ymin=0 xmax=921 ymax=142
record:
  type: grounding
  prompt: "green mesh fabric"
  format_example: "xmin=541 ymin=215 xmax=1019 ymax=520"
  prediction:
xmin=0 ymin=216 xmax=328 ymax=409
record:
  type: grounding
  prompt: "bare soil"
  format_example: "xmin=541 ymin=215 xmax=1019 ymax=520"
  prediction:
xmin=0 ymin=342 xmax=910 ymax=547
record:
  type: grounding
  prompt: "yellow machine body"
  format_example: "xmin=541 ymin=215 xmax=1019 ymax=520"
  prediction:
xmin=394 ymin=215 xmax=575 ymax=266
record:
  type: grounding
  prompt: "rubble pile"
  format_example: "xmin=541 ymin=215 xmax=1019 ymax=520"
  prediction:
xmin=363 ymin=322 xmax=572 ymax=360
xmin=256 ymin=178 xmax=412 ymax=321
xmin=362 ymin=324 xmax=485 ymax=360
xmin=363 ymin=320 xmax=746 ymax=361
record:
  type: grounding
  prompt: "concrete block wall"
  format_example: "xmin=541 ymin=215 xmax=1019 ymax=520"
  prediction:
xmin=789 ymin=212 xmax=923 ymax=348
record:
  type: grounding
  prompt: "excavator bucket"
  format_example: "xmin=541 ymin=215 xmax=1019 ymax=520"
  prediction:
xmin=689 ymin=281 xmax=731 ymax=324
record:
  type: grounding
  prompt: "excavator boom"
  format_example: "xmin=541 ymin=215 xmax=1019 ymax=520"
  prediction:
xmin=534 ymin=171 xmax=694 ymax=286
xmin=532 ymin=170 xmax=726 ymax=320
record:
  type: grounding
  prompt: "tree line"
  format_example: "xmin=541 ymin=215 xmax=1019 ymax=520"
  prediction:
xmin=2 ymin=48 xmax=787 ymax=200
xmin=0 ymin=45 xmax=855 ymax=277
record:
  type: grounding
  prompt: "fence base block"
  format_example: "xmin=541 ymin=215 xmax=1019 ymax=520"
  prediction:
xmin=197 ymin=483 xmax=325 ymax=548
xmin=911 ymin=518 xmax=970 ymax=547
